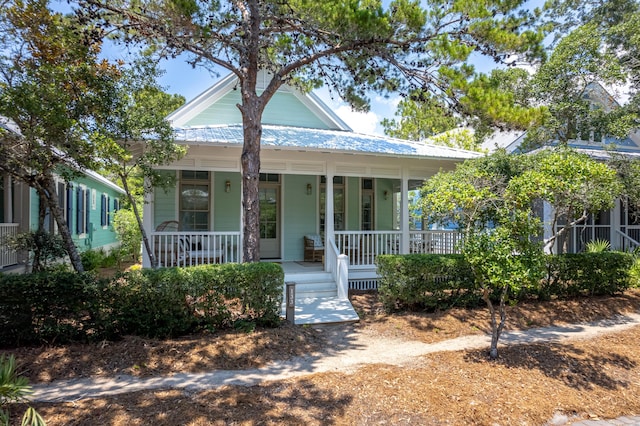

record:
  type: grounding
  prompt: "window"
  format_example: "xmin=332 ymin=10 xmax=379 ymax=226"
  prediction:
xmin=320 ymin=176 xmax=345 ymax=233
xmin=179 ymin=171 xmax=210 ymax=231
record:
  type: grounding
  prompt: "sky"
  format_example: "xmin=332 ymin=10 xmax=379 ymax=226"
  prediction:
xmin=51 ymin=0 xmax=536 ymax=137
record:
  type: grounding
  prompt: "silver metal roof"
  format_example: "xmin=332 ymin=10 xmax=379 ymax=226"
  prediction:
xmin=173 ymin=124 xmax=481 ymax=160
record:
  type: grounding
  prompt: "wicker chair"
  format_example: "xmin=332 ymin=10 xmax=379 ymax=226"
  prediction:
xmin=304 ymin=234 xmax=324 ymax=262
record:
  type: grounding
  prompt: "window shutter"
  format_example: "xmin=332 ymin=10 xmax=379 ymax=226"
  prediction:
xmin=85 ymin=189 xmax=90 ymax=234
xmin=76 ymin=187 xmax=82 ymax=234
xmin=101 ymin=194 xmax=107 ymax=226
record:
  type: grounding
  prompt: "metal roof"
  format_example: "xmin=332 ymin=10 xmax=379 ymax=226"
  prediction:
xmin=173 ymin=124 xmax=481 ymax=160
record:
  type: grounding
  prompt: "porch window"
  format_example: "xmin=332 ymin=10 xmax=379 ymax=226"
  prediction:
xmin=320 ymin=176 xmax=344 ymax=233
xmin=100 ymin=194 xmax=110 ymax=227
xmin=179 ymin=170 xmax=210 ymax=231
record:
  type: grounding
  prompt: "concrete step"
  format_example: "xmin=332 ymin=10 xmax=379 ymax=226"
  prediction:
xmin=285 ymin=272 xmax=337 ymax=300
xmin=281 ymin=296 xmax=360 ymax=325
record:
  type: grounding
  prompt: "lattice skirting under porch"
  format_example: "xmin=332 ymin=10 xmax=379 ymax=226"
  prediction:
xmin=349 ymin=278 xmax=378 ymax=291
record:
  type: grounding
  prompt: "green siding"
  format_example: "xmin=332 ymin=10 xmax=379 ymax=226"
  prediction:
xmin=213 ymin=172 xmax=241 ymax=231
xmin=185 ymin=91 xmax=330 ymax=129
xmin=153 ymin=171 xmax=177 ymax=228
xmin=376 ymin=178 xmax=395 ymax=230
xmin=282 ymin=175 xmax=318 ymax=261
xmin=346 ymin=177 xmax=360 ymax=230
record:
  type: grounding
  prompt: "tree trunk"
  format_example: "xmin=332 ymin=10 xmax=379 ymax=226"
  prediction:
xmin=42 ymin=177 xmax=85 ymax=273
xmin=121 ymin=175 xmax=156 ymax=268
xmin=240 ymin=100 xmax=263 ymax=263
xmin=482 ymin=285 xmax=508 ymax=360
xmin=32 ymin=198 xmax=47 ymax=272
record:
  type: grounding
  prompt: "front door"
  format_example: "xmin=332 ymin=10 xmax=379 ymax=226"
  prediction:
xmin=259 ymin=176 xmax=281 ymax=259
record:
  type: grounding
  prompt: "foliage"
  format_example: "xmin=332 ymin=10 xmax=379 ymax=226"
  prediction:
xmin=0 ymin=355 xmax=46 ymax=426
xmin=91 ymin=57 xmax=185 ymax=268
xmin=79 ymin=0 xmax=545 ymax=262
xmin=541 ymin=252 xmax=634 ymax=299
xmin=585 ymin=239 xmax=610 ymax=253
xmin=80 ymin=248 xmax=118 ymax=271
xmin=628 ymin=255 xmax=640 ymax=288
xmin=0 ymin=0 xmax=122 ymax=272
xmin=508 ymin=147 xmax=622 ymax=253
xmin=376 ymin=254 xmax=477 ymax=312
xmin=112 ymin=208 xmax=142 ymax=262
xmin=0 ymin=263 xmax=284 ymax=346
xmin=5 ymin=230 xmax=67 ymax=272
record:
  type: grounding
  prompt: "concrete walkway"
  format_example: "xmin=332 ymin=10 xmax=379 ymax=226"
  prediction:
xmin=29 ymin=312 xmax=640 ymax=424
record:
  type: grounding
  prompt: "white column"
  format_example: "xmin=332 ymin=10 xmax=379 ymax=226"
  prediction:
xmin=3 ymin=174 xmax=13 ymax=223
xmin=612 ymin=198 xmax=621 ymax=250
xmin=326 ymin=167 xmax=335 ymax=245
xmin=401 ymin=168 xmax=410 ymax=254
xmin=142 ymin=177 xmax=154 ymax=268
xmin=543 ymin=201 xmax=554 ymax=254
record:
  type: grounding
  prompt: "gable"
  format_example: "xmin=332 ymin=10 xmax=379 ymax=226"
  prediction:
xmin=167 ymin=71 xmax=351 ymax=131
xmin=183 ymin=89 xmax=333 ymax=129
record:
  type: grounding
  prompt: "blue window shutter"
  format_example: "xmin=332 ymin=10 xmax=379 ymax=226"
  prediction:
xmin=100 ymin=194 xmax=106 ymax=226
xmin=85 ymin=189 xmax=90 ymax=234
xmin=66 ymin=185 xmax=73 ymax=229
xmin=106 ymin=196 xmax=111 ymax=226
xmin=76 ymin=187 xmax=82 ymax=234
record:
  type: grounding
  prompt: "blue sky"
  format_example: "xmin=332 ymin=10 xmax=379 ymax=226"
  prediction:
xmin=52 ymin=0 xmax=537 ymax=136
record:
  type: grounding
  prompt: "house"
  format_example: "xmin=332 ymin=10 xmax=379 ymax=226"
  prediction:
xmin=0 ymin=118 xmax=126 ymax=272
xmin=143 ymin=71 xmax=479 ymax=323
xmin=486 ymin=83 xmax=640 ymax=254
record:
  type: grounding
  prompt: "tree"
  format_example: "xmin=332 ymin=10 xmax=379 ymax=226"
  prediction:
xmin=419 ymin=147 xmax=621 ymax=357
xmin=93 ymin=57 xmax=186 ymax=268
xmin=79 ymin=0 xmax=545 ymax=262
xmin=508 ymin=147 xmax=622 ymax=253
xmin=0 ymin=0 xmax=120 ymax=272
xmin=420 ymin=150 xmax=543 ymax=359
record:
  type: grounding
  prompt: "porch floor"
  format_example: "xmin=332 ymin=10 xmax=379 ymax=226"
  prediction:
xmin=279 ymin=261 xmax=360 ymax=325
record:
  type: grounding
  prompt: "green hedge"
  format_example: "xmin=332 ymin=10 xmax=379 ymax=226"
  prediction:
xmin=0 ymin=263 xmax=284 ymax=347
xmin=540 ymin=252 xmax=633 ymax=299
xmin=376 ymin=254 xmax=478 ymax=312
xmin=376 ymin=252 xmax=634 ymax=313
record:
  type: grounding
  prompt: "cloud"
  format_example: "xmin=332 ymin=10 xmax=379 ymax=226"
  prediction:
xmin=335 ymin=105 xmax=381 ymax=135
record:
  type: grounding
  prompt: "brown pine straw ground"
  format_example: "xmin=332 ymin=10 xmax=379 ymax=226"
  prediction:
xmin=5 ymin=289 xmax=640 ymax=425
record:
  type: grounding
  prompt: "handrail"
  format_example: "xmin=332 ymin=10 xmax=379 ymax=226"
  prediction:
xmin=326 ymin=239 xmax=348 ymax=300
xmin=0 ymin=223 xmax=19 ymax=269
xmin=616 ymin=229 xmax=640 ymax=251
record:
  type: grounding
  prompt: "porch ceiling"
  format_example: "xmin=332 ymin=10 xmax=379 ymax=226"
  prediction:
xmin=173 ymin=124 xmax=481 ymax=161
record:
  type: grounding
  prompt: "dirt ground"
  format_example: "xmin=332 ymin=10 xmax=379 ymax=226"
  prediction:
xmin=6 ymin=289 xmax=640 ymax=425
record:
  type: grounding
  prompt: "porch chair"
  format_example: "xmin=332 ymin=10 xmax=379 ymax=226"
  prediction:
xmin=304 ymin=234 xmax=324 ymax=262
xmin=177 ymin=235 xmax=226 ymax=266
xmin=154 ymin=220 xmax=180 ymax=266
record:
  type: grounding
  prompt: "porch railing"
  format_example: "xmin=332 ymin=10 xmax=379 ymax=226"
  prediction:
xmin=0 ymin=223 xmax=19 ymax=269
xmin=554 ymin=224 xmax=611 ymax=253
xmin=335 ymin=230 xmax=462 ymax=267
xmin=150 ymin=231 xmax=241 ymax=267
xmin=617 ymin=228 xmax=640 ymax=252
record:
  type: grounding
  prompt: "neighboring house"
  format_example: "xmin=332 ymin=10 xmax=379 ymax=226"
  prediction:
xmin=0 ymin=118 xmax=125 ymax=272
xmin=488 ymin=83 xmax=640 ymax=254
xmin=143 ymin=71 xmax=479 ymax=323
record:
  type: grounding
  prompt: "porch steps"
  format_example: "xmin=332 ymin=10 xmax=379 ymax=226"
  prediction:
xmin=282 ymin=271 xmax=360 ymax=325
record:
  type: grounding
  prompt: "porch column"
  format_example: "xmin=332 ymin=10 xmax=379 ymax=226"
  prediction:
xmin=325 ymin=168 xmax=335 ymax=244
xmin=612 ymin=198 xmax=621 ymax=250
xmin=3 ymin=174 xmax=13 ymax=223
xmin=142 ymin=177 xmax=153 ymax=268
xmin=543 ymin=201 xmax=554 ymax=254
xmin=401 ymin=168 xmax=410 ymax=254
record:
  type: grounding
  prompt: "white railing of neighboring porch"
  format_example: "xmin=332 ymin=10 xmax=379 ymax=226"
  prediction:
xmin=335 ymin=230 xmax=462 ymax=267
xmin=150 ymin=231 xmax=241 ymax=267
xmin=0 ymin=223 xmax=19 ymax=269
xmin=554 ymin=224 xmax=611 ymax=253
xmin=617 ymin=229 xmax=640 ymax=252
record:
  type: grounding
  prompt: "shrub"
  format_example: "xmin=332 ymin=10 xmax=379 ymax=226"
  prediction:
xmin=0 ymin=262 xmax=284 ymax=346
xmin=541 ymin=252 xmax=634 ymax=298
xmin=376 ymin=254 xmax=477 ymax=312
xmin=112 ymin=209 xmax=142 ymax=262
xmin=0 ymin=271 xmax=109 ymax=347
xmin=5 ymin=229 xmax=67 ymax=272
xmin=0 ymin=355 xmax=46 ymax=426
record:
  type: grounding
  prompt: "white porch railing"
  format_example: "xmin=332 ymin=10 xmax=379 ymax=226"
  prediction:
xmin=0 ymin=223 xmax=19 ymax=269
xmin=409 ymin=230 xmax=463 ymax=255
xmin=554 ymin=225 xmax=611 ymax=253
xmin=335 ymin=230 xmax=462 ymax=267
xmin=150 ymin=231 xmax=241 ymax=267
xmin=617 ymin=229 xmax=640 ymax=252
